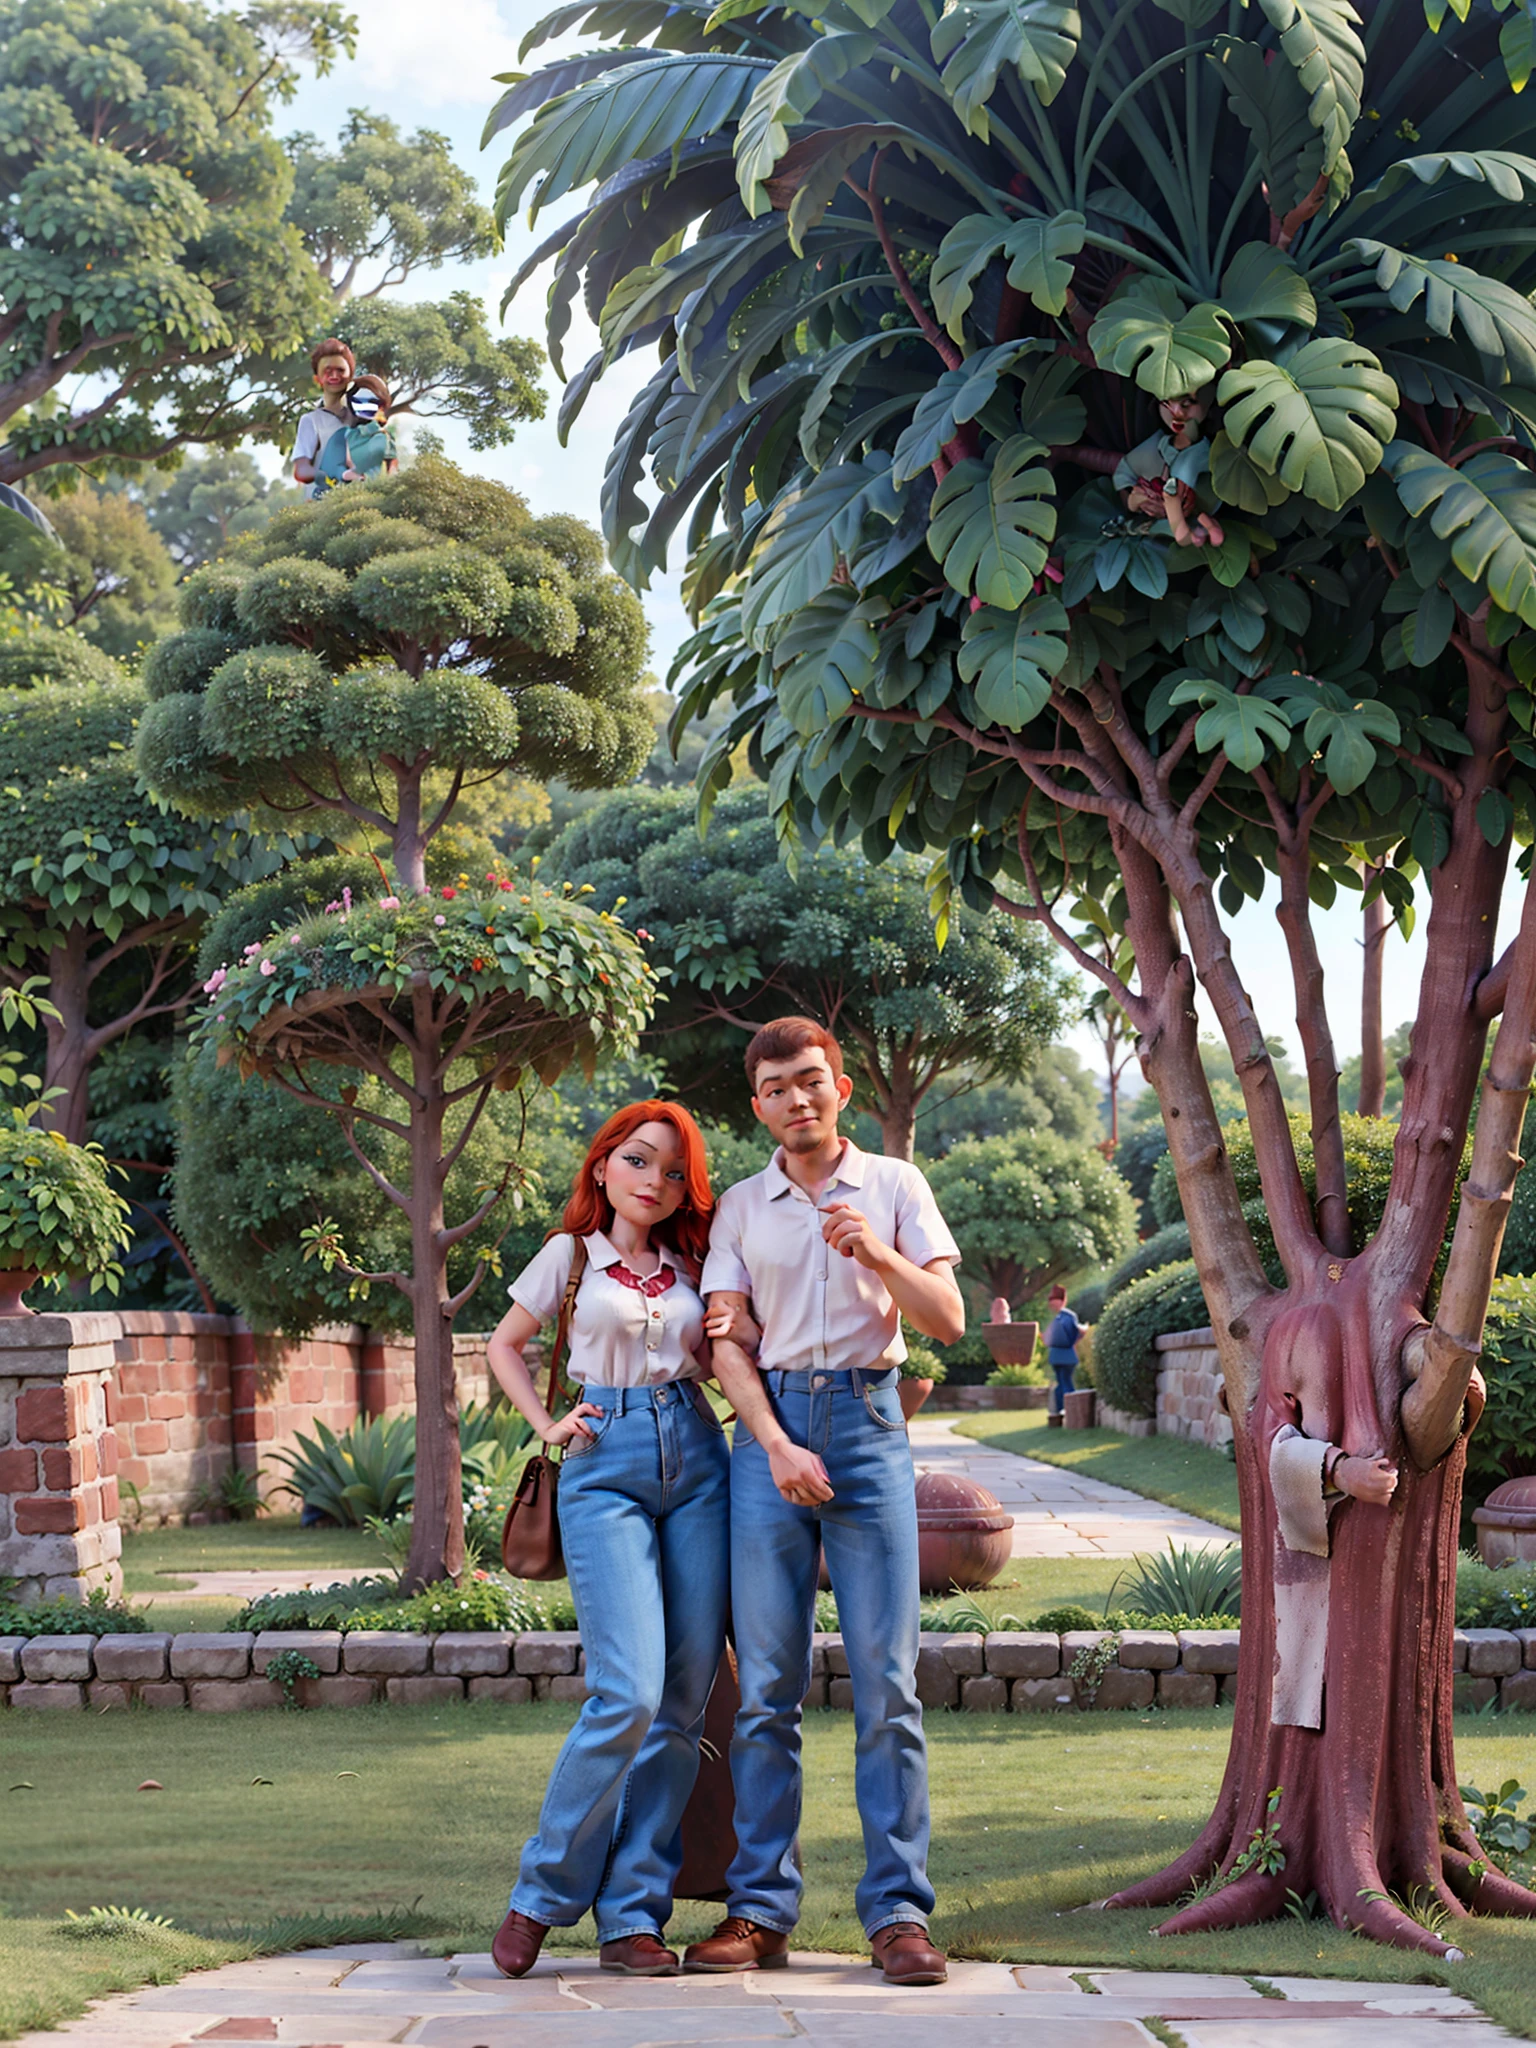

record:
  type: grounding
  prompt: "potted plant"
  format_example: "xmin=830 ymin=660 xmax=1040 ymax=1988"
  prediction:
xmin=898 ymin=1337 xmax=946 ymax=1420
xmin=981 ymin=1296 xmax=1039 ymax=1371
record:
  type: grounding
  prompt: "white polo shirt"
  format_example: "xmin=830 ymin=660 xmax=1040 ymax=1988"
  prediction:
xmin=509 ymin=1231 xmax=706 ymax=1387
xmin=701 ymin=1140 xmax=959 ymax=1376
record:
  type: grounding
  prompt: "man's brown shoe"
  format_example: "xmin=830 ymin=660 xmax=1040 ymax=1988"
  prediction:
xmin=491 ymin=1907 xmax=549 ymax=1979
xmin=683 ymin=1915 xmax=790 ymax=1972
xmin=600 ymin=1934 xmax=680 ymax=1975
xmin=870 ymin=1922 xmax=947 ymax=1985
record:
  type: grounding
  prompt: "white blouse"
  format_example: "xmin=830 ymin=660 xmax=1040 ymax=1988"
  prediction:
xmin=509 ymin=1231 xmax=707 ymax=1388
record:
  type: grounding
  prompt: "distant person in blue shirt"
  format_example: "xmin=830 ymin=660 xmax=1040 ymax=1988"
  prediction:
xmin=1044 ymin=1284 xmax=1083 ymax=1416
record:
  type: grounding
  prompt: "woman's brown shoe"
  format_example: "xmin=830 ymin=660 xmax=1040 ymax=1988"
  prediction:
xmin=683 ymin=1915 xmax=790 ymax=1971
xmin=869 ymin=1922 xmax=947 ymax=1984
xmin=491 ymin=1907 xmax=549 ymax=1978
xmin=599 ymin=1933 xmax=680 ymax=1975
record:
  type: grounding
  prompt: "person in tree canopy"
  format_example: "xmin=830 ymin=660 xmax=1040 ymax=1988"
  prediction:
xmin=313 ymin=374 xmax=400 ymax=491
xmin=290 ymin=338 xmax=359 ymax=499
xmin=1112 ymin=391 xmax=1225 ymax=550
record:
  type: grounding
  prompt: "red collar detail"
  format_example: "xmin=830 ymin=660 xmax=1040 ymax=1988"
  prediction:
xmin=608 ymin=1261 xmax=676 ymax=1299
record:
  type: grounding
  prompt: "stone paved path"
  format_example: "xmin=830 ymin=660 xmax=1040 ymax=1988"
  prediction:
xmin=907 ymin=1416 xmax=1235 ymax=1558
xmin=14 ymin=1945 xmax=1512 ymax=2047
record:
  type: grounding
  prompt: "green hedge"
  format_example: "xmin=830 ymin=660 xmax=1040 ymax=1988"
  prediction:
xmin=1466 ymin=1277 xmax=1536 ymax=1534
xmin=1092 ymin=1260 xmax=1210 ymax=1418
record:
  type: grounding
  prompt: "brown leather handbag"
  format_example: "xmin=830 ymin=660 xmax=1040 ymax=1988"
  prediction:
xmin=500 ymin=1239 xmax=588 ymax=1580
xmin=676 ymin=1640 xmax=741 ymax=1900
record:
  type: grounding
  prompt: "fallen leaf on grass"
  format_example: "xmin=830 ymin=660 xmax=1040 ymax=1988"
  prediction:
xmin=10 ymin=1781 xmax=33 ymax=1791
xmin=251 ymin=1776 xmax=274 ymax=1786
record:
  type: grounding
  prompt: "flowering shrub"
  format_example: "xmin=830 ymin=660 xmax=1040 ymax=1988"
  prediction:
xmin=193 ymin=878 xmax=653 ymax=1079
xmin=0 ymin=1107 xmax=131 ymax=1287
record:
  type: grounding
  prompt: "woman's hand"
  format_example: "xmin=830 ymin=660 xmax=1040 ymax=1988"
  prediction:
xmin=1336 ymin=1450 xmax=1399 ymax=1506
xmin=541 ymin=1401 xmax=602 ymax=1451
xmin=706 ymin=1300 xmax=759 ymax=1352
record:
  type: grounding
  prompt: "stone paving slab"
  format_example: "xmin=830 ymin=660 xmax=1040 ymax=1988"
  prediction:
xmin=906 ymin=1416 xmax=1235 ymax=1558
xmin=11 ymin=1947 xmax=1518 ymax=2048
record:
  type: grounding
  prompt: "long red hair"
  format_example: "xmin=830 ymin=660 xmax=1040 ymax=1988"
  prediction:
xmin=559 ymin=1100 xmax=714 ymax=1267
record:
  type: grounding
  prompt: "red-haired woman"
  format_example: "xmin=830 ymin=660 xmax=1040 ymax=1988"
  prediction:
xmin=485 ymin=1102 xmax=740 ymax=1981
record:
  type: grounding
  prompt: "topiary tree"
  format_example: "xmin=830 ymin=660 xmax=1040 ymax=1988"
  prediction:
xmin=543 ymin=781 xmax=1074 ymax=1155
xmin=501 ymin=0 xmax=1536 ymax=1950
xmin=0 ymin=637 xmax=272 ymax=1144
xmin=138 ymin=462 xmax=657 ymax=1586
xmin=924 ymin=1128 xmax=1136 ymax=1311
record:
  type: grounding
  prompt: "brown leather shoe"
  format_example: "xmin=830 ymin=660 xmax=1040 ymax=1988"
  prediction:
xmin=491 ymin=1906 xmax=549 ymax=1978
xmin=683 ymin=1914 xmax=790 ymax=1972
xmin=870 ymin=1922 xmax=947 ymax=1984
xmin=600 ymin=1933 xmax=680 ymax=1975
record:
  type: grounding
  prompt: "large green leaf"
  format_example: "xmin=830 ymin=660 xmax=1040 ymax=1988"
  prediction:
xmin=770 ymin=588 xmax=884 ymax=734
xmin=958 ymin=596 xmax=1069 ymax=729
xmin=1218 ymin=243 xmax=1317 ymax=328
xmin=755 ymin=123 xmax=917 ymax=253
xmin=735 ymin=34 xmax=876 ymax=216
xmin=493 ymin=52 xmax=769 ymax=226
xmin=1355 ymin=150 xmax=1536 ymax=210
xmin=1256 ymin=0 xmax=1364 ymax=175
xmin=1210 ymin=430 xmax=1292 ymax=512
xmin=1501 ymin=5 xmax=1536 ymax=94
xmin=890 ymin=339 xmax=1044 ymax=482
xmin=1088 ymin=279 xmax=1231 ymax=398
xmin=1345 ymin=243 xmax=1536 ymax=387
xmin=930 ymin=0 xmax=1081 ymax=136
xmin=1168 ymin=679 xmax=1293 ymax=771
xmin=1274 ymin=676 xmax=1400 ymax=793
xmin=741 ymin=453 xmax=904 ymax=641
xmin=931 ymin=211 xmax=1086 ymax=338
xmin=928 ymin=435 xmax=1056 ymax=606
xmin=1382 ymin=443 xmax=1536 ymax=627
xmin=1214 ymin=34 xmax=1331 ymax=218
xmin=1217 ymin=339 xmax=1397 ymax=509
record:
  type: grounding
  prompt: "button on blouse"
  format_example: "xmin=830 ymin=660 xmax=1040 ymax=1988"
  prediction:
xmin=508 ymin=1231 xmax=706 ymax=1388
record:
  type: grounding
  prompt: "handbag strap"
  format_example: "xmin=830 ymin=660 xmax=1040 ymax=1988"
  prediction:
xmin=543 ymin=1235 xmax=589 ymax=1420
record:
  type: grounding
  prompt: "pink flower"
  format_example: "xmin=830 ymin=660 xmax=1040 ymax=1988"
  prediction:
xmin=202 ymin=967 xmax=228 ymax=995
xmin=341 ymin=887 xmax=352 ymax=914
xmin=433 ymin=914 xmax=447 ymax=926
xmin=379 ymin=895 xmax=401 ymax=910
xmin=243 ymin=941 xmax=262 ymax=957
xmin=259 ymin=960 xmax=276 ymax=977
xmin=324 ymin=899 xmax=342 ymax=913
xmin=636 ymin=928 xmax=653 ymax=942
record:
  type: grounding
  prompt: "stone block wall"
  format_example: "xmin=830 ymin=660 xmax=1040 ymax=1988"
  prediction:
xmin=0 ymin=1315 xmax=123 ymax=1601
xmin=1154 ymin=1327 xmax=1232 ymax=1449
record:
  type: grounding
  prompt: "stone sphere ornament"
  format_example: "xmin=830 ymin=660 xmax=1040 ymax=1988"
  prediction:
xmin=915 ymin=1470 xmax=1014 ymax=1592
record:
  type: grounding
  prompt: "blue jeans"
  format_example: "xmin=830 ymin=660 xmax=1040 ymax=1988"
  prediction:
xmin=727 ymin=1366 xmax=933 ymax=1939
xmin=1050 ymin=1361 xmax=1076 ymax=1414
xmin=510 ymin=1380 xmax=729 ymax=1941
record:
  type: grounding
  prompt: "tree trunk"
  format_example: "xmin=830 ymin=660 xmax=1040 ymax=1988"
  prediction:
xmin=1107 ymin=1265 xmax=1535 ymax=1954
xmin=1359 ymin=867 xmax=1388 ymax=1118
xmin=877 ymin=1091 xmax=917 ymax=1161
xmin=401 ymin=1026 xmax=463 ymax=1592
xmin=40 ymin=931 xmax=93 ymax=1145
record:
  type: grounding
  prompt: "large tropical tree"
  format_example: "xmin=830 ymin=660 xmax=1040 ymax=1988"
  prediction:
xmin=497 ymin=0 xmax=1536 ymax=1954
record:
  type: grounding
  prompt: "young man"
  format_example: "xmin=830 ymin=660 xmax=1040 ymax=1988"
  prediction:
xmin=290 ymin=338 xmax=358 ymax=497
xmin=1044 ymin=1283 xmax=1083 ymax=1418
xmin=689 ymin=1017 xmax=964 ymax=1985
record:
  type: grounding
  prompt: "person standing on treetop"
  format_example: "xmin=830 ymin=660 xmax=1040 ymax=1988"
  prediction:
xmin=290 ymin=338 xmax=358 ymax=499
xmin=312 ymin=374 xmax=400 ymax=492
xmin=1044 ymin=1283 xmax=1084 ymax=1418
xmin=687 ymin=1017 xmax=964 ymax=1988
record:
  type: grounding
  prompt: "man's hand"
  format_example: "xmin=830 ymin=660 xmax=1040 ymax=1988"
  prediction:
xmin=1337 ymin=1451 xmax=1399 ymax=1507
xmin=822 ymin=1202 xmax=889 ymax=1270
xmin=768 ymin=1439 xmax=834 ymax=1507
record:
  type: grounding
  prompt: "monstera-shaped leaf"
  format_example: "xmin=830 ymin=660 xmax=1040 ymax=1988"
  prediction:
xmin=958 ymin=597 xmax=1069 ymax=729
xmin=931 ymin=0 xmax=1081 ymax=134
xmin=1217 ymin=340 xmax=1397 ymax=509
xmin=928 ymin=436 xmax=1056 ymax=607
xmin=1088 ymin=280 xmax=1231 ymax=398
xmin=1383 ymin=443 xmax=1536 ymax=627
xmin=931 ymin=211 xmax=1087 ymax=336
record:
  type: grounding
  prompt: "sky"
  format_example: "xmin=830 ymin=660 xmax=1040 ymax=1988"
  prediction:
xmin=273 ymin=0 xmax=1529 ymax=1078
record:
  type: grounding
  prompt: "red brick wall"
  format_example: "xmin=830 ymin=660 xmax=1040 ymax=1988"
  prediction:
xmin=0 ymin=1314 xmax=122 ymax=1600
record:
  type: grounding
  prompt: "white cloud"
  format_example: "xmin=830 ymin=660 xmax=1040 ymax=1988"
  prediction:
xmin=344 ymin=0 xmax=525 ymax=106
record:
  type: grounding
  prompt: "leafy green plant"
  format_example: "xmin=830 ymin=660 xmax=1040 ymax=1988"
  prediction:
xmin=231 ymin=1571 xmax=560 ymax=1634
xmin=270 ymin=1415 xmax=416 ymax=1527
xmin=900 ymin=1338 xmax=947 ymax=1384
xmin=231 ymin=1577 xmax=402 ymax=1633
xmin=921 ymin=1593 xmax=1024 ymax=1632
xmin=263 ymin=1649 xmax=321 ymax=1708
xmin=1111 ymin=1543 xmax=1243 ymax=1623
xmin=1091 ymin=1263 xmax=1211 ymax=1419
xmin=1461 ymin=1780 xmax=1532 ymax=1869
xmin=0 ymin=1097 xmax=131 ymax=1291
xmin=191 ymin=1465 xmax=266 ymax=1523
xmin=1467 ymin=1278 xmax=1536 ymax=1524
xmin=0 ymin=1584 xmax=148 ymax=1639
xmin=1456 ymin=1555 xmax=1536 ymax=1630
xmin=61 ymin=1905 xmax=177 ymax=1938
xmin=1029 ymin=1603 xmax=1111 ymax=1635
xmin=1066 ymin=1631 xmax=1121 ymax=1705
xmin=986 ymin=1362 xmax=1043 ymax=1387
xmin=1357 ymin=1884 xmax=1460 ymax=1939
xmin=1183 ymin=1788 xmax=1287 ymax=1907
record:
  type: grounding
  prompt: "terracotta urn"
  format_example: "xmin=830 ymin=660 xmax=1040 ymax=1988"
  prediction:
xmin=915 ymin=1470 xmax=1014 ymax=1592
xmin=981 ymin=1319 xmax=1038 ymax=1369
xmin=0 ymin=1266 xmax=40 ymax=1317
xmin=898 ymin=1376 xmax=934 ymax=1421
xmin=1473 ymin=1474 xmax=1536 ymax=1566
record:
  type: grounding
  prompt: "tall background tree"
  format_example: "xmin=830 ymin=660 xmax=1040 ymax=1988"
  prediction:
xmin=542 ymin=781 xmax=1074 ymax=1155
xmin=499 ymin=0 xmax=1536 ymax=1954
xmin=138 ymin=459 xmax=656 ymax=1585
xmin=0 ymin=0 xmax=543 ymax=489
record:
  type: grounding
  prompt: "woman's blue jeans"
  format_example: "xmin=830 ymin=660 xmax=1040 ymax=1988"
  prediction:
xmin=726 ymin=1366 xmax=933 ymax=1939
xmin=510 ymin=1381 xmax=729 ymax=1942
xmin=1050 ymin=1362 xmax=1076 ymax=1414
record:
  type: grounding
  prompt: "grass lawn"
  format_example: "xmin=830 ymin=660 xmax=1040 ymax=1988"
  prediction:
xmin=121 ymin=1515 xmax=385 ymax=1592
xmin=954 ymin=1409 xmax=1242 ymax=1533
xmin=3 ymin=1704 xmax=1534 ymax=2039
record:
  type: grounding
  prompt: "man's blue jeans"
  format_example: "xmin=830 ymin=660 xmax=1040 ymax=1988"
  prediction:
xmin=727 ymin=1366 xmax=933 ymax=1938
xmin=510 ymin=1380 xmax=729 ymax=1941
xmin=1050 ymin=1362 xmax=1076 ymax=1414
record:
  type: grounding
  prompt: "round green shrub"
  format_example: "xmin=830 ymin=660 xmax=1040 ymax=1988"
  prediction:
xmin=141 ymin=626 xmax=242 ymax=700
xmin=0 ymin=1118 xmax=131 ymax=1285
xmin=1092 ymin=1259 xmax=1210 ymax=1418
xmin=349 ymin=546 xmax=515 ymax=643
xmin=178 ymin=562 xmax=250 ymax=634
xmin=0 ymin=627 xmax=124 ymax=691
xmin=203 ymin=646 xmax=330 ymax=761
xmin=235 ymin=558 xmax=350 ymax=640
xmin=1103 ymin=1221 xmax=1194 ymax=1302
xmin=1466 ymin=1275 xmax=1536 ymax=1518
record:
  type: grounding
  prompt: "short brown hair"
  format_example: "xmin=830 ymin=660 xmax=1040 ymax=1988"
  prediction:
xmin=745 ymin=1016 xmax=844 ymax=1093
xmin=310 ymin=337 xmax=355 ymax=376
